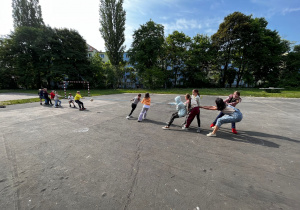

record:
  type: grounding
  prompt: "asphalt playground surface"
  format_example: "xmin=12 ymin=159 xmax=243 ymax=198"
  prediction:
xmin=0 ymin=93 xmax=300 ymax=210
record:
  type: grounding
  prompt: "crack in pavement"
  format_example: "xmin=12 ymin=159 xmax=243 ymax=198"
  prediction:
xmin=2 ymin=134 xmax=21 ymax=210
xmin=124 ymin=139 xmax=143 ymax=210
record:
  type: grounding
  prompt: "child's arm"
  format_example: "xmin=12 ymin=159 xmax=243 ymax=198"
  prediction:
xmin=227 ymin=100 xmax=239 ymax=106
xmin=199 ymin=106 xmax=218 ymax=110
xmin=224 ymin=95 xmax=232 ymax=104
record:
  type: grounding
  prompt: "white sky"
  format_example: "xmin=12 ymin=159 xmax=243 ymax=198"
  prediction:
xmin=1 ymin=0 xmax=107 ymax=51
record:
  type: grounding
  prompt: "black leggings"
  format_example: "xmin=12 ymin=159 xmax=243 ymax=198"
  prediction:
xmin=167 ymin=112 xmax=179 ymax=127
xmin=129 ymin=103 xmax=137 ymax=116
xmin=75 ymin=100 xmax=84 ymax=109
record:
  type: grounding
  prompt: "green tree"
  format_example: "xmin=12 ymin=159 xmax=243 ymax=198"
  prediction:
xmin=128 ymin=20 xmax=165 ymax=88
xmin=281 ymin=45 xmax=300 ymax=87
xmin=2 ymin=26 xmax=51 ymax=88
xmin=99 ymin=0 xmax=126 ymax=66
xmin=50 ymin=28 xmax=90 ymax=83
xmin=88 ymin=53 xmax=106 ymax=88
xmin=0 ymin=27 xmax=90 ymax=89
xmin=166 ymin=31 xmax=191 ymax=87
xmin=212 ymin=12 xmax=252 ymax=87
xmin=245 ymin=18 xmax=289 ymax=86
xmin=184 ymin=34 xmax=213 ymax=87
xmin=12 ymin=0 xmax=44 ymax=28
xmin=0 ymin=37 xmax=18 ymax=88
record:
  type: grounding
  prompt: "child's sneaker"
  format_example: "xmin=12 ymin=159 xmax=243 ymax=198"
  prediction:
xmin=197 ymin=127 xmax=201 ymax=133
xmin=162 ymin=126 xmax=170 ymax=130
xmin=232 ymin=128 xmax=238 ymax=134
xmin=207 ymin=132 xmax=216 ymax=137
xmin=182 ymin=126 xmax=189 ymax=130
xmin=126 ymin=116 xmax=130 ymax=119
xmin=40 ymin=103 xmax=42 ymax=105
xmin=211 ymin=126 xmax=216 ymax=129
xmin=210 ymin=123 xmax=215 ymax=128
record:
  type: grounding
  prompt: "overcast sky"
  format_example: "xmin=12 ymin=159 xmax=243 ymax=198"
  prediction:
xmin=1 ymin=0 xmax=300 ymax=51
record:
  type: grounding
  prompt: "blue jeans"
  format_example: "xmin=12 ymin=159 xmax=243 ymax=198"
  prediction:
xmin=216 ymin=109 xmax=243 ymax=128
xmin=213 ymin=112 xmax=236 ymax=128
xmin=55 ymin=100 xmax=61 ymax=107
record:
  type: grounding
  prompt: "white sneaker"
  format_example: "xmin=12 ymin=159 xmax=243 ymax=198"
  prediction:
xmin=126 ymin=116 xmax=130 ymax=119
xmin=211 ymin=126 xmax=216 ymax=129
xmin=182 ymin=126 xmax=189 ymax=130
xmin=207 ymin=132 xmax=216 ymax=137
xmin=162 ymin=126 xmax=170 ymax=130
xmin=197 ymin=127 xmax=201 ymax=133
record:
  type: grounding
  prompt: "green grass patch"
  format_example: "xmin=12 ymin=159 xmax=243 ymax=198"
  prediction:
xmin=71 ymin=88 xmax=300 ymax=98
xmin=0 ymin=98 xmax=40 ymax=106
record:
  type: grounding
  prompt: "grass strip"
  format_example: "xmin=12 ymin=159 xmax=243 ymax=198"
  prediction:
xmin=0 ymin=98 xmax=40 ymax=106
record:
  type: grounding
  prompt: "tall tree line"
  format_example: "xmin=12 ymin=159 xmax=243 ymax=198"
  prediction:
xmin=1 ymin=1 xmax=299 ymax=89
xmin=128 ymin=13 xmax=298 ymax=88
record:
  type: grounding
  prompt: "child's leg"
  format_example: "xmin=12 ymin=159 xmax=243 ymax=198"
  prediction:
xmin=138 ymin=108 xmax=147 ymax=121
xmin=48 ymin=97 xmax=52 ymax=105
xmin=182 ymin=112 xmax=189 ymax=125
xmin=58 ymin=100 xmax=61 ymax=106
xmin=168 ymin=112 xmax=179 ymax=127
xmin=232 ymin=122 xmax=236 ymax=129
xmin=212 ymin=112 xmax=224 ymax=125
xmin=185 ymin=108 xmax=199 ymax=128
xmin=143 ymin=108 xmax=149 ymax=119
xmin=75 ymin=100 xmax=82 ymax=109
xmin=55 ymin=100 xmax=58 ymax=107
xmin=196 ymin=112 xmax=200 ymax=127
xmin=129 ymin=103 xmax=137 ymax=116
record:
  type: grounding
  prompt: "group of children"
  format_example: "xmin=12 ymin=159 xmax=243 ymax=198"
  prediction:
xmin=126 ymin=90 xmax=243 ymax=137
xmin=38 ymin=89 xmax=86 ymax=111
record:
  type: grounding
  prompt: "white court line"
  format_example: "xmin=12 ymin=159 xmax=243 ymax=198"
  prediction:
xmin=251 ymin=98 xmax=299 ymax=118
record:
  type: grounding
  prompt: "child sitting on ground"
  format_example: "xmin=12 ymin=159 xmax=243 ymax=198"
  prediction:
xmin=74 ymin=91 xmax=85 ymax=111
xmin=54 ymin=91 xmax=61 ymax=108
xmin=68 ymin=93 xmax=76 ymax=108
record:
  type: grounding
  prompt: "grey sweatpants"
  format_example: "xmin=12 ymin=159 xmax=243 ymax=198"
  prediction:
xmin=138 ymin=107 xmax=149 ymax=121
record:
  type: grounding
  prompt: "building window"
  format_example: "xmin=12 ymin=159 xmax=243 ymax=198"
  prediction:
xmin=100 ymin=54 xmax=104 ymax=58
